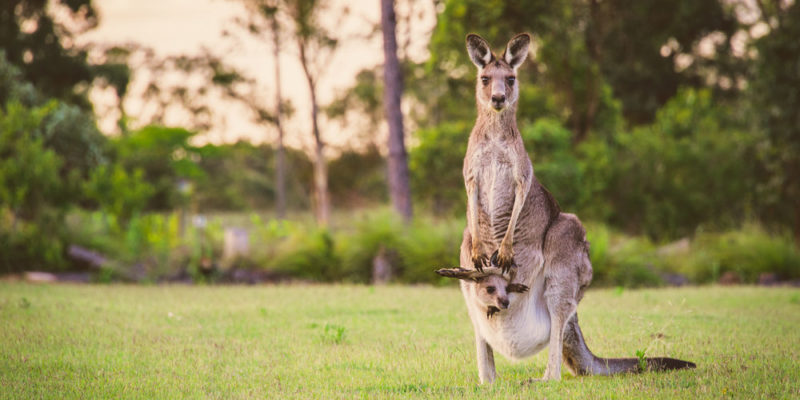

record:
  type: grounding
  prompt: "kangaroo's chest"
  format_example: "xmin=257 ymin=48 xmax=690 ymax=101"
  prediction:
xmin=468 ymin=140 xmax=517 ymax=224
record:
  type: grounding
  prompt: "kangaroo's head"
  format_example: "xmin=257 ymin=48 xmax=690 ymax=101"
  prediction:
xmin=436 ymin=267 xmax=529 ymax=317
xmin=466 ymin=33 xmax=531 ymax=113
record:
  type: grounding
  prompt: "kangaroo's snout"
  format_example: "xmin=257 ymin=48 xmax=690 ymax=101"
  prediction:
xmin=491 ymin=94 xmax=506 ymax=110
xmin=498 ymin=297 xmax=510 ymax=309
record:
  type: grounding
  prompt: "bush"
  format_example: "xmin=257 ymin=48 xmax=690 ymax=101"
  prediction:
xmin=63 ymin=208 xmax=800 ymax=287
xmin=674 ymin=225 xmax=800 ymax=283
xmin=585 ymin=222 xmax=664 ymax=288
xmin=269 ymin=224 xmax=340 ymax=281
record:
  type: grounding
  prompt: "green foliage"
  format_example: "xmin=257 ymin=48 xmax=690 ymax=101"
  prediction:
xmin=0 ymin=100 xmax=73 ymax=272
xmin=335 ymin=210 xmax=405 ymax=282
xmin=328 ymin=146 xmax=387 ymax=208
xmin=602 ymin=89 xmax=758 ymax=239
xmin=114 ymin=125 xmax=203 ymax=210
xmin=522 ymin=118 xmax=584 ymax=211
xmin=269 ymin=225 xmax=340 ymax=281
xmin=587 ymin=0 xmax=739 ymax=124
xmin=585 ymin=222 xmax=800 ymax=287
xmin=410 ymin=122 xmax=470 ymax=215
xmin=750 ymin=2 xmax=800 ymax=239
xmin=0 ymin=101 xmax=62 ymax=221
xmin=193 ymin=141 xmax=312 ymax=211
xmin=84 ymin=165 xmax=154 ymax=228
xmin=585 ymin=223 xmax=664 ymax=288
xmin=675 ymin=225 xmax=800 ymax=284
xmin=0 ymin=212 xmax=66 ymax=273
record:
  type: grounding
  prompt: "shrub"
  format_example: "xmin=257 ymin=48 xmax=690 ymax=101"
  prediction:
xmin=585 ymin=222 xmax=664 ymax=288
xmin=676 ymin=225 xmax=800 ymax=283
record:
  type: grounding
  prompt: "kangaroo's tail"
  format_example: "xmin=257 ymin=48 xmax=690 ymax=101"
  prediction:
xmin=562 ymin=314 xmax=696 ymax=375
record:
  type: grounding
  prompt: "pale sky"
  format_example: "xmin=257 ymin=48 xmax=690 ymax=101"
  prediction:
xmin=78 ymin=0 xmax=436 ymax=152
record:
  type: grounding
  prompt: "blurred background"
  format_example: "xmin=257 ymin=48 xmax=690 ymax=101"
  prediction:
xmin=1 ymin=0 xmax=799 ymax=287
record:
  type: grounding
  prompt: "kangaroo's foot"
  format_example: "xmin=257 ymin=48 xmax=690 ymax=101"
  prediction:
xmin=491 ymin=244 xmax=515 ymax=274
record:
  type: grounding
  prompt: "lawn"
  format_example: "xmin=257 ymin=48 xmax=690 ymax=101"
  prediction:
xmin=1 ymin=283 xmax=798 ymax=399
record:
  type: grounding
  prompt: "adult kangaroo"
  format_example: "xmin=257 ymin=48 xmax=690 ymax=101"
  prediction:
xmin=437 ymin=33 xmax=695 ymax=384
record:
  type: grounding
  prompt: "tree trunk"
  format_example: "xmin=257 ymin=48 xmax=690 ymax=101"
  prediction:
xmin=299 ymin=40 xmax=330 ymax=226
xmin=271 ymin=16 xmax=287 ymax=219
xmin=381 ymin=0 xmax=412 ymax=221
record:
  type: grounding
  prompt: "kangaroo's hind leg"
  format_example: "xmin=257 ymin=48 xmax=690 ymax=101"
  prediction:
xmin=541 ymin=263 xmax=579 ymax=380
xmin=539 ymin=214 xmax=593 ymax=381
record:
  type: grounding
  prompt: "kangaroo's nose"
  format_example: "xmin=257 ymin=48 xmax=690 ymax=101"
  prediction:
xmin=499 ymin=298 xmax=509 ymax=309
xmin=491 ymin=94 xmax=506 ymax=104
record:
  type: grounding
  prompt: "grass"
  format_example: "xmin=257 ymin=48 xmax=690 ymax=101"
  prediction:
xmin=1 ymin=284 xmax=798 ymax=399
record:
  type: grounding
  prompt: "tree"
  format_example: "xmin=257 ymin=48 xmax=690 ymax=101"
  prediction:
xmin=285 ymin=0 xmax=344 ymax=226
xmin=233 ymin=0 xmax=290 ymax=218
xmin=0 ymin=101 xmax=62 ymax=227
xmin=381 ymin=0 xmax=412 ymax=221
xmin=268 ymin=7 xmax=289 ymax=219
xmin=83 ymin=164 xmax=154 ymax=229
xmin=418 ymin=0 xmax=740 ymax=142
xmin=113 ymin=126 xmax=203 ymax=211
xmin=750 ymin=1 xmax=800 ymax=243
xmin=1 ymin=51 xmax=108 ymax=203
xmin=0 ymin=0 xmax=98 ymax=107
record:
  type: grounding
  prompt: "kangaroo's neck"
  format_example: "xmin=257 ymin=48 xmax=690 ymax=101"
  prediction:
xmin=474 ymin=104 xmax=519 ymax=140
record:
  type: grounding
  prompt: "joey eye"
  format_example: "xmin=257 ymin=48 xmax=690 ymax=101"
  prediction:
xmin=481 ymin=76 xmax=489 ymax=86
xmin=486 ymin=286 xmax=496 ymax=294
xmin=506 ymin=76 xmax=515 ymax=85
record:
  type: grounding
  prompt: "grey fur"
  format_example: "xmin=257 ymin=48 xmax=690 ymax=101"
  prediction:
xmin=449 ymin=33 xmax=695 ymax=384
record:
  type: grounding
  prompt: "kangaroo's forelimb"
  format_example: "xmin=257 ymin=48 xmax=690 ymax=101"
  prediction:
xmin=493 ymin=162 xmax=531 ymax=273
xmin=466 ymin=173 xmax=488 ymax=272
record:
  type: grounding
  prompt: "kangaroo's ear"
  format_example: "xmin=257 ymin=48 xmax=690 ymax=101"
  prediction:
xmin=503 ymin=33 xmax=531 ymax=70
xmin=506 ymin=283 xmax=529 ymax=293
xmin=466 ymin=34 xmax=494 ymax=69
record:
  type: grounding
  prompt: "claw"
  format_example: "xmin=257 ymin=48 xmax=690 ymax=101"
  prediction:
xmin=472 ymin=253 xmax=488 ymax=273
xmin=491 ymin=249 xmax=516 ymax=274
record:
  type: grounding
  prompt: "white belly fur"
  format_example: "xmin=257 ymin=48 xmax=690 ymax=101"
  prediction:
xmin=467 ymin=279 xmax=551 ymax=361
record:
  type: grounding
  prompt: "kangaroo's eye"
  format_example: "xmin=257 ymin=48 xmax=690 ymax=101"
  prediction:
xmin=486 ymin=286 xmax=496 ymax=294
xmin=481 ymin=76 xmax=489 ymax=86
xmin=506 ymin=76 xmax=515 ymax=85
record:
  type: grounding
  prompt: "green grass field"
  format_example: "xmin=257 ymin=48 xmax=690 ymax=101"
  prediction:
xmin=1 ymin=284 xmax=798 ymax=399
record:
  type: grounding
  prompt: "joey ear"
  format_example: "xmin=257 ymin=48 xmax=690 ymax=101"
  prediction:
xmin=466 ymin=34 xmax=494 ymax=69
xmin=436 ymin=266 xmax=506 ymax=281
xmin=436 ymin=267 xmax=480 ymax=281
xmin=503 ymin=33 xmax=531 ymax=70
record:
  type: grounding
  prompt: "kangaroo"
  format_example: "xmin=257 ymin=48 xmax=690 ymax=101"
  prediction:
xmin=438 ymin=33 xmax=696 ymax=384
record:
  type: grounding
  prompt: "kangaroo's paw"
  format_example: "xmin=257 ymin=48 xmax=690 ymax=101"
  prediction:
xmin=491 ymin=247 xmax=515 ymax=274
xmin=506 ymin=283 xmax=529 ymax=293
xmin=471 ymin=250 xmax=489 ymax=272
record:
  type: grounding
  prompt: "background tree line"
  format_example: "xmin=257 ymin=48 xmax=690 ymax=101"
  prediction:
xmin=1 ymin=0 xmax=799 ymax=284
